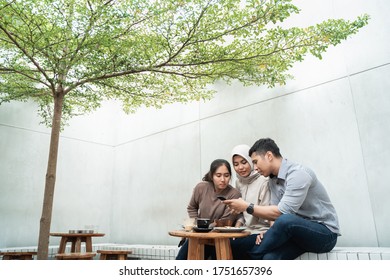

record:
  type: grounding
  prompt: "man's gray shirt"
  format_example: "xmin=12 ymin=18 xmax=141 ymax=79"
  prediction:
xmin=269 ymin=158 xmax=340 ymax=234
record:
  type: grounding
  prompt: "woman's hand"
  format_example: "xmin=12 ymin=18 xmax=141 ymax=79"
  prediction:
xmin=234 ymin=221 xmax=243 ymax=227
xmin=255 ymin=231 xmax=266 ymax=245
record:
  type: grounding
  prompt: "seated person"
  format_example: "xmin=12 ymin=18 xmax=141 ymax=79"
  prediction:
xmin=224 ymin=138 xmax=340 ymax=260
xmin=176 ymin=159 xmax=241 ymax=260
xmin=230 ymin=144 xmax=271 ymax=259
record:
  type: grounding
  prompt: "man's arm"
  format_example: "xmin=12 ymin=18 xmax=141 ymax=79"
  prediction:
xmin=223 ymin=198 xmax=281 ymax=221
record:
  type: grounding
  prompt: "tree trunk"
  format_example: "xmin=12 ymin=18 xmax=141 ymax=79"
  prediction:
xmin=37 ymin=91 xmax=64 ymax=260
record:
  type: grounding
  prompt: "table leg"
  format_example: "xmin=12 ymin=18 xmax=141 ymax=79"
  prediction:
xmin=85 ymin=237 xmax=92 ymax=252
xmin=58 ymin=237 xmax=68 ymax=253
xmin=214 ymin=238 xmax=233 ymax=260
xmin=187 ymin=238 xmax=204 ymax=260
xmin=74 ymin=237 xmax=82 ymax=252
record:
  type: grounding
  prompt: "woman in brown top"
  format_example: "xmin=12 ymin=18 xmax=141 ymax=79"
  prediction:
xmin=176 ymin=159 xmax=241 ymax=260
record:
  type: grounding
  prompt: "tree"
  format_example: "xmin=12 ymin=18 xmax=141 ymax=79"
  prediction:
xmin=0 ymin=0 xmax=368 ymax=259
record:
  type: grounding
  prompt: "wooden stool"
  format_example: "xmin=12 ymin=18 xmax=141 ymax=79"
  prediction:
xmin=55 ymin=252 xmax=96 ymax=260
xmin=0 ymin=251 xmax=37 ymax=260
xmin=97 ymin=250 xmax=133 ymax=260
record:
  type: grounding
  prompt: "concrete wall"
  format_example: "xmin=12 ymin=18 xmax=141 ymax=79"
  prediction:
xmin=0 ymin=101 xmax=115 ymax=247
xmin=1 ymin=0 xmax=389 ymax=249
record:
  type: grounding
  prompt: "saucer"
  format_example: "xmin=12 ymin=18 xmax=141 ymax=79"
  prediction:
xmin=193 ymin=226 xmax=212 ymax=232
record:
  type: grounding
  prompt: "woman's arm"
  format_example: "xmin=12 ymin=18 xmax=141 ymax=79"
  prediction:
xmin=187 ymin=185 xmax=201 ymax=218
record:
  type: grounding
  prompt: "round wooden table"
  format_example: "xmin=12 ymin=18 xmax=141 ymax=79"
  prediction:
xmin=169 ymin=229 xmax=250 ymax=260
xmin=50 ymin=232 xmax=105 ymax=253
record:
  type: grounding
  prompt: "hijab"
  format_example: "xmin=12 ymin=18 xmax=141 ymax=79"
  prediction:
xmin=231 ymin=144 xmax=260 ymax=185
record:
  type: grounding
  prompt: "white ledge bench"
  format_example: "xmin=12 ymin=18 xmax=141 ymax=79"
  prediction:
xmin=2 ymin=245 xmax=390 ymax=260
xmin=297 ymin=247 xmax=390 ymax=260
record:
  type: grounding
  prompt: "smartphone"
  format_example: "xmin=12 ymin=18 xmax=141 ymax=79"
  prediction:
xmin=217 ymin=196 xmax=226 ymax=201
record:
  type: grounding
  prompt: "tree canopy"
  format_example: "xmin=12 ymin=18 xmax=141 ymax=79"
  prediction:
xmin=1 ymin=0 xmax=368 ymax=126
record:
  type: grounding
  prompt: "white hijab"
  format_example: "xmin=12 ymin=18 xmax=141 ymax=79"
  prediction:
xmin=231 ymin=144 xmax=260 ymax=184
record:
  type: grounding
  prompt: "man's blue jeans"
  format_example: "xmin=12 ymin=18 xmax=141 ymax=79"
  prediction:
xmin=230 ymin=233 xmax=258 ymax=259
xmin=248 ymin=214 xmax=338 ymax=260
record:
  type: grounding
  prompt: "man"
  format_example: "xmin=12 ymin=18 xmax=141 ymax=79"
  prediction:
xmin=224 ymin=138 xmax=340 ymax=260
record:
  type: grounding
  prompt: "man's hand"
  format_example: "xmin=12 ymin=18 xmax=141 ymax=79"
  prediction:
xmin=223 ymin=198 xmax=249 ymax=214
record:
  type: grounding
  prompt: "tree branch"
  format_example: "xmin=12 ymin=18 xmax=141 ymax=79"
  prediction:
xmin=0 ymin=67 xmax=51 ymax=87
xmin=0 ymin=24 xmax=54 ymax=90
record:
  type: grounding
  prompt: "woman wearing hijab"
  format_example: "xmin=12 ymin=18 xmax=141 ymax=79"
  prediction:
xmin=230 ymin=144 xmax=271 ymax=259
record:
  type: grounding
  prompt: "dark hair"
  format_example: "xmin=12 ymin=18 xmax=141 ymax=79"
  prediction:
xmin=202 ymin=159 xmax=232 ymax=182
xmin=249 ymin=138 xmax=282 ymax=158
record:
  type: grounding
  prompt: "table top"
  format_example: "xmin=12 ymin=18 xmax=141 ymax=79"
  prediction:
xmin=50 ymin=232 xmax=105 ymax=237
xmin=169 ymin=229 xmax=250 ymax=239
